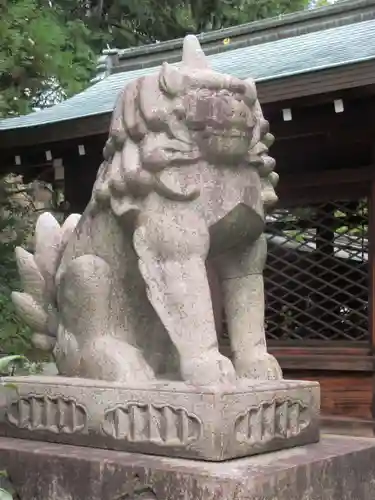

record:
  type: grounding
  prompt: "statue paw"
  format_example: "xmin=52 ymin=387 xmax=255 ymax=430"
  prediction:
xmin=181 ymin=350 xmax=236 ymax=386
xmin=235 ymin=353 xmax=282 ymax=381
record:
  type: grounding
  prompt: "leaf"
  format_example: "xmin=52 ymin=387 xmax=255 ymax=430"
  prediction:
xmin=0 ymin=355 xmax=27 ymax=375
xmin=0 ymin=487 xmax=12 ymax=500
xmin=1 ymin=383 xmax=19 ymax=392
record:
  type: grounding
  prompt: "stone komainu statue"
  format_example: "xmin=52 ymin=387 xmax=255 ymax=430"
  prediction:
xmin=12 ymin=36 xmax=282 ymax=386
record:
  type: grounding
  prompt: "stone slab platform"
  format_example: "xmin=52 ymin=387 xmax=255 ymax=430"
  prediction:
xmin=0 ymin=376 xmax=319 ymax=460
xmin=1 ymin=435 xmax=375 ymax=499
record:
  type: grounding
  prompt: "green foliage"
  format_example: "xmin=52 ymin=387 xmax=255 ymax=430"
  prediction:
xmin=56 ymin=0 xmax=311 ymax=49
xmin=0 ymin=467 xmax=16 ymax=500
xmin=0 ymin=0 xmax=316 ymax=117
xmin=0 ymin=0 xmax=96 ymax=117
xmin=0 ymin=177 xmax=34 ymax=355
xmin=0 ymin=355 xmax=27 ymax=375
xmin=0 ymin=487 xmax=13 ymax=500
xmin=314 ymin=0 xmax=332 ymax=6
xmin=0 ymin=295 xmax=33 ymax=356
xmin=0 ymin=0 xmax=323 ymax=354
xmin=0 ymin=177 xmax=68 ymax=357
xmin=0 ymin=355 xmax=40 ymax=500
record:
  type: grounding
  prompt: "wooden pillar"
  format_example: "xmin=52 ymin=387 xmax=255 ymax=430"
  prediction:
xmin=315 ymin=203 xmax=338 ymax=333
xmin=64 ymin=156 xmax=99 ymax=213
xmin=52 ymin=158 xmax=65 ymax=213
xmin=369 ymin=177 xmax=375 ymax=433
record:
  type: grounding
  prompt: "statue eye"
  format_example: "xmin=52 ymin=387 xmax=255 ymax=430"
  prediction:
xmin=196 ymin=88 xmax=212 ymax=100
xmin=218 ymin=89 xmax=231 ymax=97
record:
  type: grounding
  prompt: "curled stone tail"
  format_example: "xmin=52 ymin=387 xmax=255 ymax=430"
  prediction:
xmin=12 ymin=212 xmax=81 ymax=352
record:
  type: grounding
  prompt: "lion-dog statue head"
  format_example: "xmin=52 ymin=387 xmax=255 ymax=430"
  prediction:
xmin=93 ymin=36 xmax=278 ymax=222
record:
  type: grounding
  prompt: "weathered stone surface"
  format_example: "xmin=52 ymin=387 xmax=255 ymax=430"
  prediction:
xmin=1 ymin=435 xmax=375 ymax=500
xmin=6 ymin=34 xmax=320 ymax=465
xmin=0 ymin=376 xmax=319 ymax=461
xmin=11 ymin=34 xmax=281 ymax=386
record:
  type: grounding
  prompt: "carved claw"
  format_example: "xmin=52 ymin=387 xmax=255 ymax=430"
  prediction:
xmin=180 ymin=350 xmax=236 ymax=386
xmin=236 ymin=353 xmax=283 ymax=381
xmin=31 ymin=332 xmax=56 ymax=352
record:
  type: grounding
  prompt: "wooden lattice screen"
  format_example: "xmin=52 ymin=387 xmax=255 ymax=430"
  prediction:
xmin=264 ymin=199 xmax=369 ymax=344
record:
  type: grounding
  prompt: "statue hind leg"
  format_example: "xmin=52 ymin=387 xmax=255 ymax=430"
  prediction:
xmin=133 ymin=204 xmax=236 ymax=386
xmin=215 ymin=234 xmax=282 ymax=380
xmin=56 ymin=254 xmax=156 ymax=382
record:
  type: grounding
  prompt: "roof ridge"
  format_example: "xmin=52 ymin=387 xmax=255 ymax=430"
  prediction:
xmin=3 ymin=15 xmax=375 ymax=134
xmin=118 ymin=0 xmax=374 ymax=55
xmin=96 ymin=0 xmax=375 ymax=75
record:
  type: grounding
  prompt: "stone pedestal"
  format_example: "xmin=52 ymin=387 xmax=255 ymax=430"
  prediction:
xmin=0 ymin=376 xmax=319 ymax=460
xmin=1 ymin=435 xmax=375 ymax=499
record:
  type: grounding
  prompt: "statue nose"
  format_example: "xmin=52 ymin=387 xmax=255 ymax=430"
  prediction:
xmin=215 ymin=100 xmax=245 ymax=123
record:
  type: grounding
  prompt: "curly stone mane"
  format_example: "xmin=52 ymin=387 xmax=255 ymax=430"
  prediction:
xmin=11 ymin=35 xmax=284 ymax=390
xmin=93 ymin=36 xmax=279 ymax=218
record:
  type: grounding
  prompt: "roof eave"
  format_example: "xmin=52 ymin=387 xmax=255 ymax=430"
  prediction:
xmin=109 ymin=0 xmax=375 ymax=73
xmin=2 ymin=59 xmax=375 ymax=149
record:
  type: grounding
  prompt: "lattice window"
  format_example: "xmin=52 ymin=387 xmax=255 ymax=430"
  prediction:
xmin=264 ymin=199 xmax=368 ymax=343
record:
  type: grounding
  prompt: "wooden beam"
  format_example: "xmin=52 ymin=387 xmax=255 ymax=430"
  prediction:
xmin=0 ymin=114 xmax=111 ymax=150
xmin=220 ymin=343 xmax=374 ymax=371
xmin=258 ymin=60 xmax=375 ymax=104
xmin=321 ymin=416 xmax=375 ymax=437
xmin=1 ymin=97 xmax=374 ymax=162
xmin=270 ymin=351 xmax=374 ymax=372
xmin=0 ymin=135 xmax=106 ymax=175
xmin=1 ymin=61 xmax=375 ymax=149
xmin=262 ymin=85 xmax=375 ymax=113
xmin=269 ymin=96 xmax=375 ymax=140
xmin=1 ymin=95 xmax=374 ymax=182
xmin=275 ymin=171 xmax=371 ymax=215
xmin=278 ymin=166 xmax=375 ymax=190
xmin=369 ymin=157 xmax=375 ymax=430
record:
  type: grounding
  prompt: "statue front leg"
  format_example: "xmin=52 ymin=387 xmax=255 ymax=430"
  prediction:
xmin=216 ymin=234 xmax=282 ymax=380
xmin=133 ymin=204 xmax=236 ymax=386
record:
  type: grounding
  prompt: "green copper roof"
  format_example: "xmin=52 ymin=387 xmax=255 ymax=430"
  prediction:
xmin=1 ymin=17 xmax=375 ymax=131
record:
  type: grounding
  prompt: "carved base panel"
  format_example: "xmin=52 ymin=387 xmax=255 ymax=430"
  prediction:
xmin=0 ymin=376 xmax=319 ymax=461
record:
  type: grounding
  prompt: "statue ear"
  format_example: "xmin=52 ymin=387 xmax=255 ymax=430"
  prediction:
xmin=159 ymin=63 xmax=185 ymax=96
xmin=244 ymin=77 xmax=258 ymax=107
xmin=122 ymin=80 xmax=147 ymax=141
xmin=249 ymin=99 xmax=263 ymax=148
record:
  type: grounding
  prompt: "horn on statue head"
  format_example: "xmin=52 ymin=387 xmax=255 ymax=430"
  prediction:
xmin=182 ymin=35 xmax=210 ymax=69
